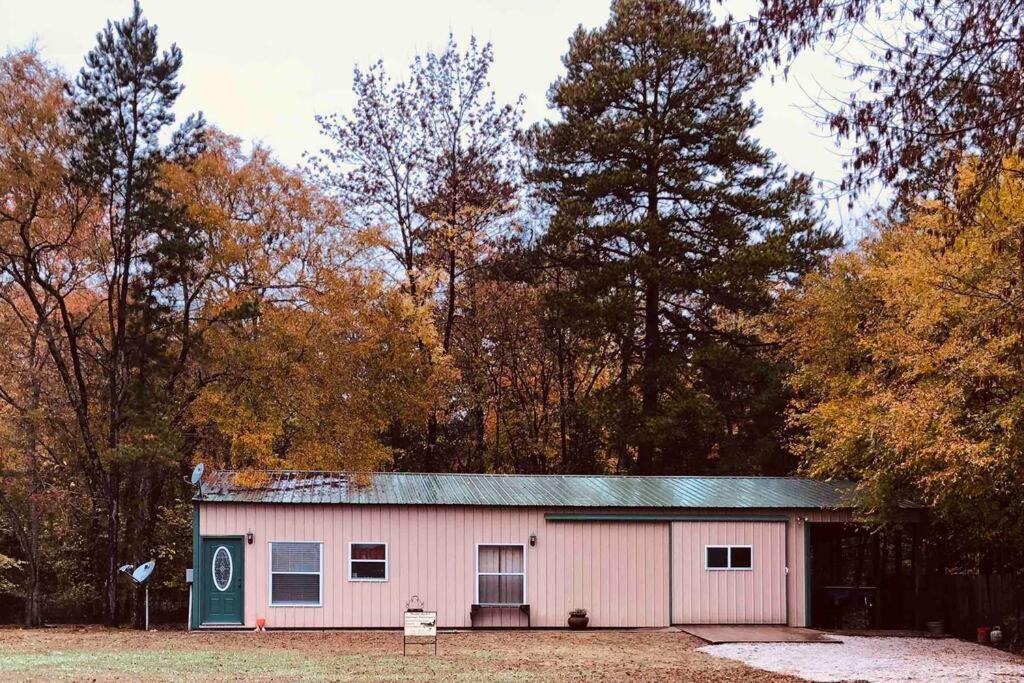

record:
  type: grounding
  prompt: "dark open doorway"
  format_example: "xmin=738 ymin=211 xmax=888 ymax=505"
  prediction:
xmin=808 ymin=522 xmax=922 ymax=630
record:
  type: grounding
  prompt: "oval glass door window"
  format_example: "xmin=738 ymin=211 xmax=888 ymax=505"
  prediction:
xmin=212 ymin=546 xmax=232 ymax=591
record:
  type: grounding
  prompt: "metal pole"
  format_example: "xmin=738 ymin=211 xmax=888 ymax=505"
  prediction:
xmin=187 ymin=585 xmax=192 ymax=632
xmin=145 ymin=584 xmax=150 ymax=631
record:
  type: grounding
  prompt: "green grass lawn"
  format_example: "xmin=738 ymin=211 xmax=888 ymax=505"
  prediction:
xmin=0 ymin=649 xmax=536 ymax=682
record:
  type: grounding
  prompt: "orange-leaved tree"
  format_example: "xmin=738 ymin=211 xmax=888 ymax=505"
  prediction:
xmin=169 ymin=132 xmax=450 ymax=473
xmin=776 ymin=160 xmax=1024 ymax=569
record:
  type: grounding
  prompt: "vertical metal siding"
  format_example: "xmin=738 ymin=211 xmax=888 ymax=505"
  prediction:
xmin=199 ymin=503 xmax=669 ymax=628
xmin=671 ymin=520 xmax=787 ymax=624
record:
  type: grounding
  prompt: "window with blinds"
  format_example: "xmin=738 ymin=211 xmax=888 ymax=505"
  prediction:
xmin=270 ymin=541 xmax=322 ymax=606
xmin=476 ymin=544 xmax=525 ymax=605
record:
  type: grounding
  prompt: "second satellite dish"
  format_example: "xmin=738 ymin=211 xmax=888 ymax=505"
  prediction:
xmin=190 ymin=463 xmax=205 ymax=486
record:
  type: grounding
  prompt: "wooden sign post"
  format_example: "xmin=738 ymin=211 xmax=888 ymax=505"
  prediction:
xmin=403 ymin=610 xmax=437 ymax=655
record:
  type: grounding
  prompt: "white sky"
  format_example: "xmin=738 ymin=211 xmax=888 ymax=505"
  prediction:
xmin=0 ymin=0 xmax=875 ymax=237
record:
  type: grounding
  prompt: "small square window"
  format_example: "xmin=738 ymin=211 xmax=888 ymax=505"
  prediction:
xmin=706 ymin=546 xmax=729 ymax=569
xmin=730 ymin=546 xmax=752 ymax=569
xmin=706 ymin=545 xmax=753 ymax=570
xmin=349 ymin=543 xmax=388 ymax=581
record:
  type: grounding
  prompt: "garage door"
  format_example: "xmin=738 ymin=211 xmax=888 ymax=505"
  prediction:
xmin=671 ymin=521 xmax=786 ymax=624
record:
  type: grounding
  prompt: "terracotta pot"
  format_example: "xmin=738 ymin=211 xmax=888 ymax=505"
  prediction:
xmin=568 ymin=615 xmax=589 ymax=630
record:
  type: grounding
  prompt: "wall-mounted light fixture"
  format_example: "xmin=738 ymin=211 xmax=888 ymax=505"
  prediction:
xmin=529 ymin=533 xmax=537 ymax=547
xmin=246 ymin=530 xmax=254 ymax=545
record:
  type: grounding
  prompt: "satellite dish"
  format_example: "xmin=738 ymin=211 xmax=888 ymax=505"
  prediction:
xmin=132 ymin=560 xmax=156 ymax=585
xmin=119 ymin=560 xmax=157 ymax=631
xmin=190 ymin=463 xmax=205 ymax=486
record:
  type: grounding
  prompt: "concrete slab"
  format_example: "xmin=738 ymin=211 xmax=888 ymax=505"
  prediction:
xmin=679 ymin=625 xmax=839 ymax=644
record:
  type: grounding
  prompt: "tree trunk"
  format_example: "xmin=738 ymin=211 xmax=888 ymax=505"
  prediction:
xmin=894 ymin=528 xmax=904 ymax=625
xmin=556 ymin=327 xmax=568 ymax=471
xmin=872 ymin=532 xmax=883 ymax=627
xmin=426 ymin=413 xmax=439 ymax=470
xmin=615 ymin=333 xmax=634 ymax=474
xmin=636 ymin=150 xmax=662 ymax=475
xmin=104 ymin=490 xmax=119 ymax=626
xmin=912 ymin=524 xmax=922 ymax=628
xmin=443 ymin=249 xmax=457 ymax=354
xmin=636 ymin=278 xmax=660 ymax=474
xmin=24 ymin=562 xmax=42 ymax=627
xmin=24 ymin=499 xmax=42 ymax=627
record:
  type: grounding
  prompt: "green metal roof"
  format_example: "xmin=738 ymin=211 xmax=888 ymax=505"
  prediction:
xmin=197 ymin=470 xmax=863 ymax=509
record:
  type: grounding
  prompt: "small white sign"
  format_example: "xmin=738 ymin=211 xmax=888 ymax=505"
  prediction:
xmin=404 ymin=611 xmax=437 ymax=637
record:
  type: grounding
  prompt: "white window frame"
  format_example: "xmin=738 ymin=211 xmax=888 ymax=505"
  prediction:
xmin=268 ymin=540 xmax=323 ymax=607
xmin=704 ymin=544 xmax=754 ymax=571
xmin=348 ymin=541 xmax=389 ymax=582
xmin=475 ymin=543 xmax=527 ymax=606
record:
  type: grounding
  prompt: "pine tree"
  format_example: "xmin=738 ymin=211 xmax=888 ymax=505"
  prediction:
xmin=68 ymin=0 xmax=204 ymax=625
xmin=530 ymin=0 xmax=838 ymax=474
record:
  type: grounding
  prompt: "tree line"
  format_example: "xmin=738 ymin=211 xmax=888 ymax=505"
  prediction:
xmin=2 ymin=0 xmax=1023 ymax=627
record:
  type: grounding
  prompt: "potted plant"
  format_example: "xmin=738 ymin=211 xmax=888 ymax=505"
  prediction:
xmin=568 ymin=608 xmax=589 ymax=630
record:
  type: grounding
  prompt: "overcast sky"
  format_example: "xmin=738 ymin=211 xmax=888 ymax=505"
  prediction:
xmin=0 ymin=0 xmax=874 ymax=237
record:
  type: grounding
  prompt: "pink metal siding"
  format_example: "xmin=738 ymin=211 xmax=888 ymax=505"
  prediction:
xmin=671 ymin=521 xmax=787 ymax=624
xmin=199 ymin=504 xmax=669 ymax=628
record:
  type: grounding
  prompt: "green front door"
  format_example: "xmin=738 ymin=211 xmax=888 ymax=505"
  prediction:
xmin=201 ymin=537 xmax=244 ymax=624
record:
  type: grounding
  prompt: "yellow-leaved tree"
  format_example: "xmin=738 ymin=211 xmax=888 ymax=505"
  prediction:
xmin=167 ymin=132 xmax=450 ymax=472
xmin=777 ymin=161 xmax=1024 ymax=569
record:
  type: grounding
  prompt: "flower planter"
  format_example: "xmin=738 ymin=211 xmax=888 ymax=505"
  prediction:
xmin=568 ymin=615 xmax=589 ymax=630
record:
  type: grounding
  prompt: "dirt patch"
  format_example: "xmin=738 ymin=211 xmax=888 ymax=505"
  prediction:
xmin=0 ymin=626 xmax=803 ymax=682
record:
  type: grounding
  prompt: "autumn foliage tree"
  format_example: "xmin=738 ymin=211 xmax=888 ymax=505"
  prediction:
xmin=777 ymin=160 xmax=1024 ymax=570
xmin=0 ymin=9 xmax=449 ymax=624
xmin=174 ymin=134 xmax=447 ymax=472
xmin=0 ymin=1 xmax=212 ymax=618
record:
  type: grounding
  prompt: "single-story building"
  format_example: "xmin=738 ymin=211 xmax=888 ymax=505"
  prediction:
xmin=190 ymin=470 xmax=921 ymax=630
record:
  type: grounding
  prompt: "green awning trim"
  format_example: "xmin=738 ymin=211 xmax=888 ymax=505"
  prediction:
xmin=544 ymin=513 xmax=789 ymax=522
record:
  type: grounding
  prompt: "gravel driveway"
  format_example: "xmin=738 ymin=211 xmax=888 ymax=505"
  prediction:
xmin=700 ymin=634 xmax=1024 ymax=682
